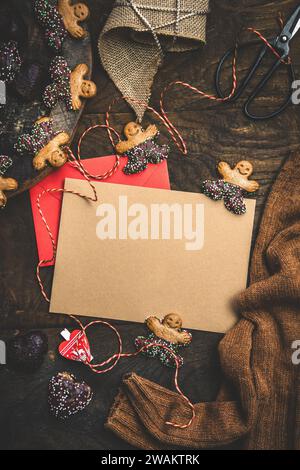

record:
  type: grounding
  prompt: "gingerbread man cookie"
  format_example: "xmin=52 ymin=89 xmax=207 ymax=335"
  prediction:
xmin=15 ymin=117 xmax=70 ymax=171
xmin=202 ymin=160 xmax=259 ymax=215
xmin=58 ymin=0 xmax=89 ymax=39
xmin=70 ymin=63 xmax=97 ymax=110
xmin=135 ymin=313 xmax=192 ymax=368
xmin=218 ymin=161 xmax=259 ymax=193
xmin=0 ymin=156 xmax=18 ymax=208
xmin=34 ymin=0 xmax=68 ymax=51
xmin=43 ymin=57 xmax=97 ymax=111
xmin=115 ymin=122 xmax=169 ymax=175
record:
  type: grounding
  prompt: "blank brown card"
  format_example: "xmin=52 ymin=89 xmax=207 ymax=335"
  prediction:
xmin=50 ymin=178 xmax=256 ymax=333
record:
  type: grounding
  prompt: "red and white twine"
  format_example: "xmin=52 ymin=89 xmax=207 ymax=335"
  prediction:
xmin=36 ymin=123 xmax=196 ymax=429
xmin=35 ymin=20 xmax=291 ymax=429
xmin=69 ymin=315 xmax=195 ymax=429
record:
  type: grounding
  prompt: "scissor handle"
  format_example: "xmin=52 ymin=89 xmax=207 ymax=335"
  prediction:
xmin=215 ymin=42 xmax=268 ymax=102
xmin=244 ymin=60 xmax=296 ymax=120
xmin=215 ymin=41 xmax=296 ymax=120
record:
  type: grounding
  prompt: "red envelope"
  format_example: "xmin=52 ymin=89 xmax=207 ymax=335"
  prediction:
xmin=30 ymin=156 xmax=170 ymax=266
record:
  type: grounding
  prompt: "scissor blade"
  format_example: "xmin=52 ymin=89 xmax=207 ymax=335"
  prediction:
xmin=291 ymin=17 xmax=300 ymax=38
xmin=281 ymin=5 xmax=300 ymax=39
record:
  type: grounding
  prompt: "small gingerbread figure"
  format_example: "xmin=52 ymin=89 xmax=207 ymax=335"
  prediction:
xmin=58 ymin=0 xmax=89 ymax=39
xmin=202 ymin=160 xmax=259 ymax=215
xmin=135 ymin=313 xmax=192 ymax=368
xmin=43 ymin=56 xmax=97 ymax=111
xmin=218 ymin=161 xmax=260 ymax=192
xmin=34 ymin=0 xmax=68 ymax=51
xmin=115 ymin=122 xmax=169 ymax=175
xmin=0 ymin=156 xmax=18 ymax=208
xmin=15 ymin=117 xmax=70 ymax=171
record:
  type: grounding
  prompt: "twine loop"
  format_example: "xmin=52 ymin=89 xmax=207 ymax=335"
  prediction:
xmin=68 ymin=314 xmax=195 ymax=429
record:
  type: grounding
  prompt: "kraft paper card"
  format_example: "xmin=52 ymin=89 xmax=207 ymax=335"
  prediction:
xmin=50 ymin=178 xmax=256 ymax=333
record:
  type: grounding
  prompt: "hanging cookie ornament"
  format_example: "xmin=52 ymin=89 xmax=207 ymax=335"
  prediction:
xmin=15 ymin=117 xmax=69 ymax=171
xmin=43 ymin=56 xmax=97 ymax=111
xmin=115 ymin=122 xmax=169 ymax=175
xmin=135 ymin=314 xmax=192 ymax=368
xmin=202 ymin=160 xmax=260 ymax=215
xmin=0 ymin=155 xmax=18 ymax=208
xmin=34 ymin=0 xmax=89 ymax=50
xmin=48 ymin=372 xmax=93 ymax=419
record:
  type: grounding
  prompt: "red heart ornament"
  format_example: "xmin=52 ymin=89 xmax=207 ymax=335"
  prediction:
xmin=59 ymin=329 xmax=93 ymax=364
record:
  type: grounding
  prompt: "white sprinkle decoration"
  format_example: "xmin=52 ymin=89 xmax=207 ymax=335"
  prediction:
xmin=48 ymin=372 xmax=92 ymax=419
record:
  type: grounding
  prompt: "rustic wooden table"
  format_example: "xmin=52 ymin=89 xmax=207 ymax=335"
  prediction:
xmin=1 ymin=0 xmax=300 ymax=450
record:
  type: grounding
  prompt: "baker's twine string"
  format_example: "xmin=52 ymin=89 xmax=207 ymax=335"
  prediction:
xmin=36 ymin=18 xmax=290 ymax=429
xmin=36 ymin=123 xmax=195 ymax=429
xmin=106 ymin=20 xmax=291 ymax=153
xmin=69 ymin=314 xmax=195 ymax=429
xmin=159 ymin=20 xmax=292 ymax=143
xmin=36 ymin=110 xmax=188 ymax=300
xmin=36 ymin=124 xmax=121 ymax=302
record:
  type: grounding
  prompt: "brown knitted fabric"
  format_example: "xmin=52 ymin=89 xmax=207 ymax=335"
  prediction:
xmin=106 ymin=152 xmax=300 ymax=449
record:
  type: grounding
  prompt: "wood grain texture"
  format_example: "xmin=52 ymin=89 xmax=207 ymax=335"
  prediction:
xmin=1 ymin=0 xmax=300 ymax=450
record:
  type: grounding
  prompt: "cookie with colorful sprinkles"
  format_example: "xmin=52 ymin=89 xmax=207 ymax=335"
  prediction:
xmin=135 ymin=314 xmax=192 ymax=368
xmin=15 ymin=117 xmax=70 ymax=170
xmin=43 ymin=56 xmax=97 ymax=111
xmin=202 ymin=160 xmax=259 ymax=215
xmin=48 ymin=372 xmax=93 ymax=419
xmin=116 ymin=122 xmax=169 ymax=175
xmin=34 ymin=0 xmax=68 ymax=51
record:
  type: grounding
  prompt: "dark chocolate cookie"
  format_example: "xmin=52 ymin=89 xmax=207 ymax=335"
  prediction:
xmin=48 ymin=372 xmax=93 ymax=419
xmin=7 ymin=330 xmax=48 ymax=370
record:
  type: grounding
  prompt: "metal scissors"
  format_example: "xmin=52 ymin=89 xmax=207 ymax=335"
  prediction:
xmin=215 ymin=5 xmax=300 ymax=120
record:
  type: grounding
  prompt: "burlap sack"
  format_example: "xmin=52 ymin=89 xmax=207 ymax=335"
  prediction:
xmin=98 ymin=0 xmax=210 ymax=121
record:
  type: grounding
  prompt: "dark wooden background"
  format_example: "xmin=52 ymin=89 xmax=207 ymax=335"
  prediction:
xmin=1 ymin=0 xmax=300 ymax=450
